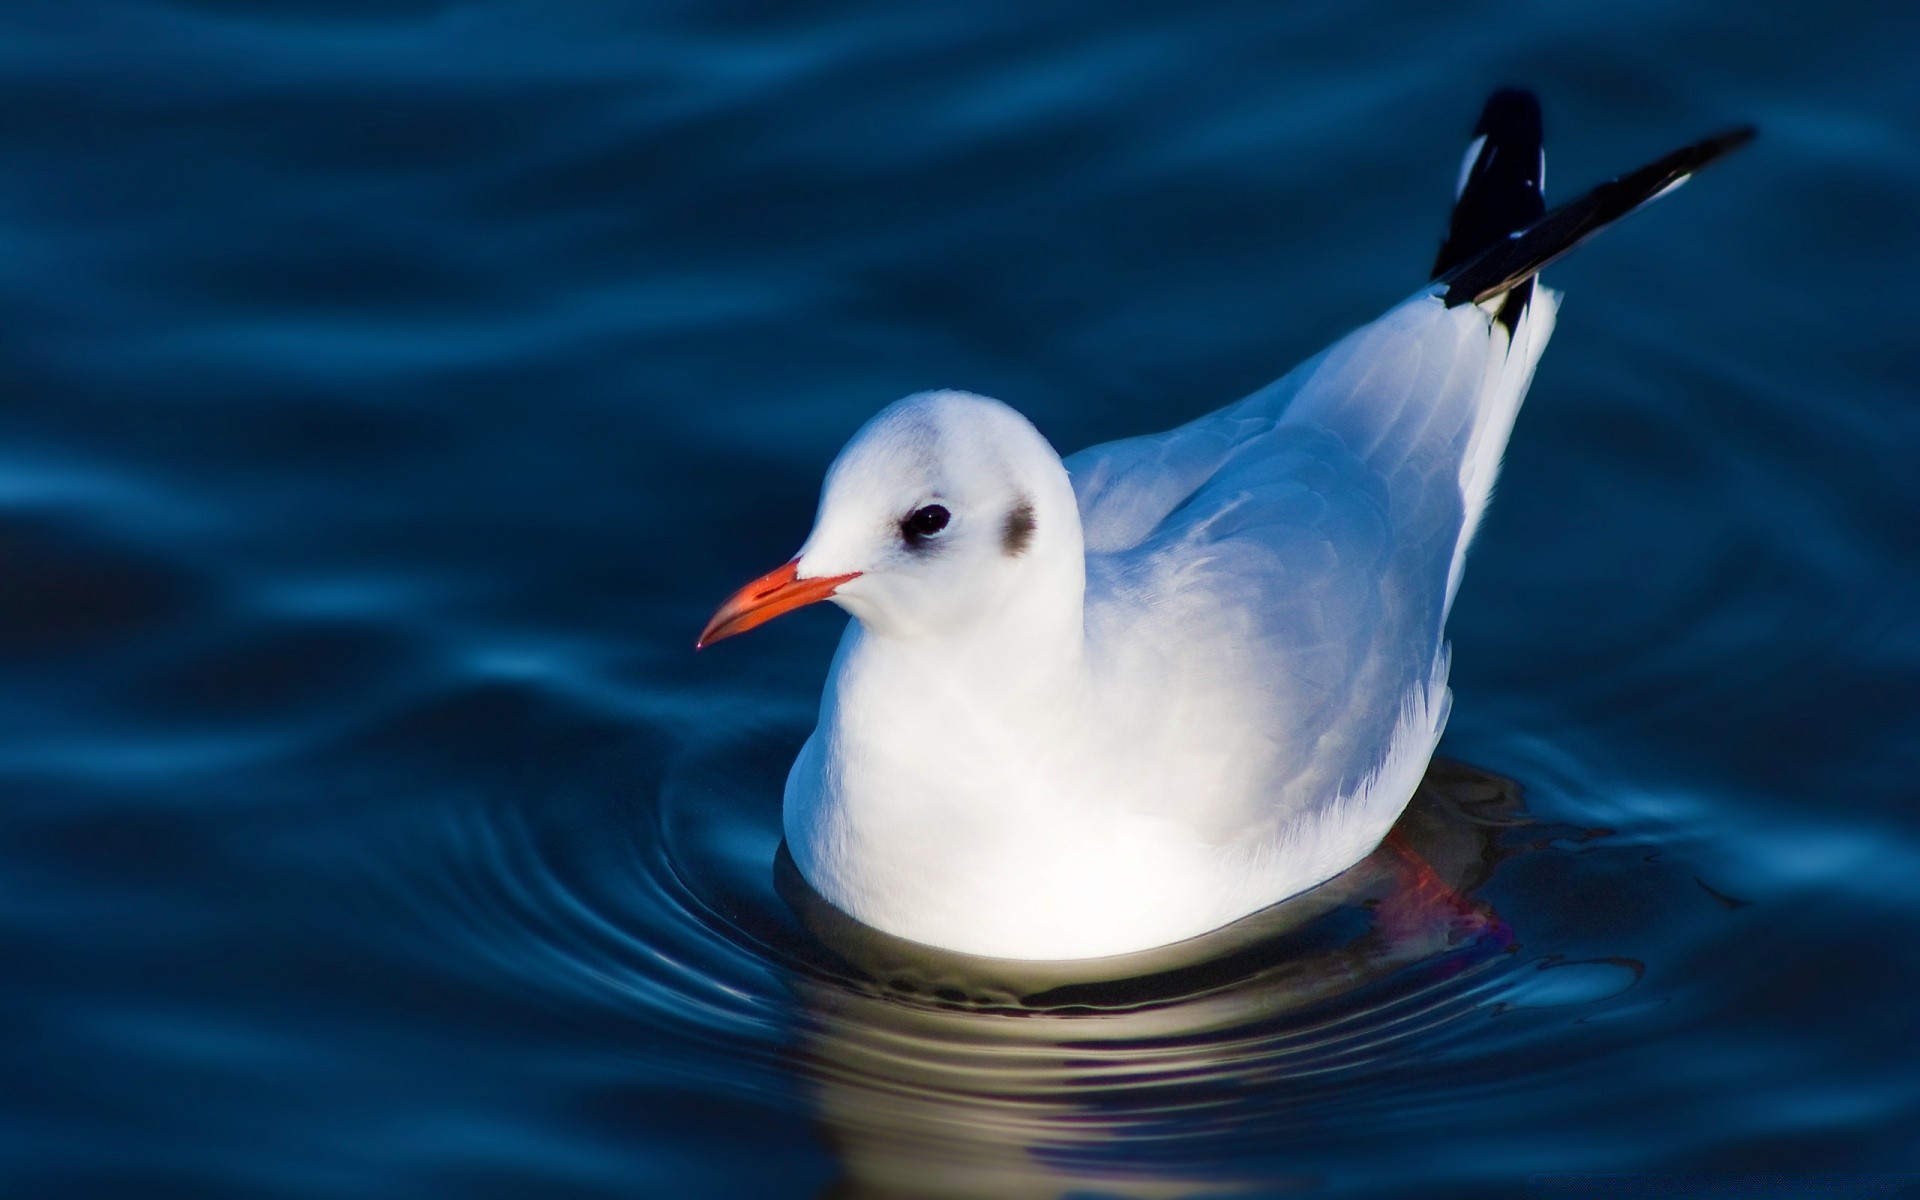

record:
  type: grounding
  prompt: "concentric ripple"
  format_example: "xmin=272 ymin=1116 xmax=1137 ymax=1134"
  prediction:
xmin=5 ymin=1 xmax=1918 ymax=1194
xmin=358 ymin=701 xmax=1635 ymax=1199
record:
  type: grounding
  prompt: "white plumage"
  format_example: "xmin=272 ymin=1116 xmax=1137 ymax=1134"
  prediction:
xmin=699 ymin=93 xmax=1750 ymax=959
xmin=783 ymin=292 xmax=1552 ymax=959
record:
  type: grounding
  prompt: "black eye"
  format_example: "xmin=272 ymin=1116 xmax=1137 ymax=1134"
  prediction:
xmin=901 ymin=504 xmax=950 ymax=543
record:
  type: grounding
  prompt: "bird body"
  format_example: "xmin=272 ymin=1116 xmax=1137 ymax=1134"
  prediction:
xmin=701 ymin=91 xmax=1752 ymax=960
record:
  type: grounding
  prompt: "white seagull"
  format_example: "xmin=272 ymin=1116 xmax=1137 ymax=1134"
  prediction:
xmin=701 ymin=90 xmax=1752 ymax=960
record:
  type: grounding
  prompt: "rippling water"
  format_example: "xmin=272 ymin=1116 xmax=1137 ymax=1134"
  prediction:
xmin=4 ymin=2 xmax=1918 ymax=1196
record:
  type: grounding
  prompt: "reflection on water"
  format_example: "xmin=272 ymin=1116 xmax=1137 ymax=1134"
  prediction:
xmin=783 ymin=764 xmax=1543 ymax=1198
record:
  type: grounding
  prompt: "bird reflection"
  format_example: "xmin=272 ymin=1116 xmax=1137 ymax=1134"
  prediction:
xmin=777 ymin=761 xmax=1528 ymax=1199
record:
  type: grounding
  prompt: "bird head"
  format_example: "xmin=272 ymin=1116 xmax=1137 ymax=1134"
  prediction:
xmin=699 ymin=390 xmax=1079 ymax=647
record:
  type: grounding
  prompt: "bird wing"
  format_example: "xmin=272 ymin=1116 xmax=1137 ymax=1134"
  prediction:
xmin=1066 ymin=291 xmax=1554 ymax=840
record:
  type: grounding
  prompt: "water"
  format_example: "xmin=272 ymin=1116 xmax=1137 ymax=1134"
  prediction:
xmin=3 ymin=2 xmax=1918 ymax=1196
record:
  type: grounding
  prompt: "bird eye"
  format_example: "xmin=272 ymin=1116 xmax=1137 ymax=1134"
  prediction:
xmin=901 ymin=504 xmax=950 ymax=544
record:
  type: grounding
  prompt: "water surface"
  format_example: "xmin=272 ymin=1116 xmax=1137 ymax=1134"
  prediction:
xmin=2 ymin=1 xmax=1918 ymax=1196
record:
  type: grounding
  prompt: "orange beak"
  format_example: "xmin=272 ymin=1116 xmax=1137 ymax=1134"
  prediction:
xmin=697 ymin=560 xmax=861 ymax=648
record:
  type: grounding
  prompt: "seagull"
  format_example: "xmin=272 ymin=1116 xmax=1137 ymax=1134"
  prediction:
xmin=700 ymin=90 xmax=1753 ymax=960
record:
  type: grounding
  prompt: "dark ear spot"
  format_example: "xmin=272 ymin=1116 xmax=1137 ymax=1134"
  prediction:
xmin=1001 ymin=498 xmax=1036 ymax=557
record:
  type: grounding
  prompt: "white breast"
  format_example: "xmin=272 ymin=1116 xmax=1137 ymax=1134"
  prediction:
xmin=786 ymin=291 xmax=1557 ymax=959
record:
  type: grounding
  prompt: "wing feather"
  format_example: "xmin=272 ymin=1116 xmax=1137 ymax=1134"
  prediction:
xmin=1069 ymin=292 xmax=1543 ymax=846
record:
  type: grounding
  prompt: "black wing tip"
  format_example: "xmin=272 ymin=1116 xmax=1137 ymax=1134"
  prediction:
xmin=1475 ymin=87 xmax=1543 ymax=139
xmin=1438 ymin=117 xmax=1757 ymax=309
xmin=1694 ymin=123 xmax=1760 ymax=164
xmin=1709 ymin=123 xmax=1760 ymax=149
xmin=1434 ymin=87 xmax=1548 ymax=285
xmin=1647 ymin=124 xmax=1759 ymax=185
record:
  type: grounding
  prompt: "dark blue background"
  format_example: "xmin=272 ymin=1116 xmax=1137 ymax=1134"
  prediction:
xmin=2 ymin=1 xmax=1916 ymax=1196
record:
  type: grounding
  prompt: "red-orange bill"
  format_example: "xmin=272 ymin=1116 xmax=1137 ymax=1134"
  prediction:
xmin=697 ymin=560 xmax=860 ymax=648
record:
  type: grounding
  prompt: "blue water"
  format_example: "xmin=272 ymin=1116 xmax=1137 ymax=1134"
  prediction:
xmin=4 ymin=2 xmax=1918 ymax=1197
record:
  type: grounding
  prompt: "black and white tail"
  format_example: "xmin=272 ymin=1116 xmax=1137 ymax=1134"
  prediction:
xmin=1429 ymin=89 xmax=1753 ymax=607
xmin=1433 ymin=87 xmax=1547 ymax=334
xmin=1434 ymin=90 xmax=1755 ymax=316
